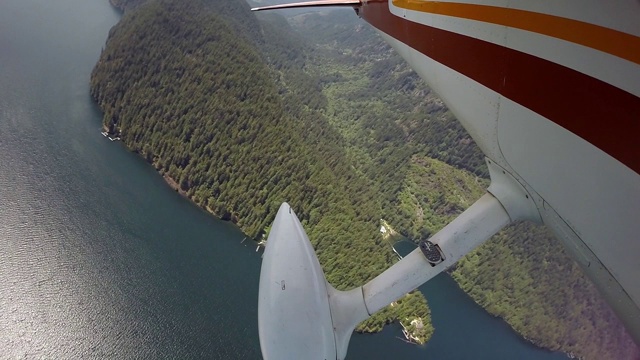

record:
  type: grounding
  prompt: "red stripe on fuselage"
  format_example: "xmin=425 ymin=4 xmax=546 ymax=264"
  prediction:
xmin=359 ymin=0 xmax=640 ymax=175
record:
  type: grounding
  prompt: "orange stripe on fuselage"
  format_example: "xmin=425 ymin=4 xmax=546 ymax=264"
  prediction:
xmin=392 ymin=0 xmax=640 ymax=65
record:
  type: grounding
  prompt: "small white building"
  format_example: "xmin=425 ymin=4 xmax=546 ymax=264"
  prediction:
xmin=411 ymin=318 xmax=424 ymax=330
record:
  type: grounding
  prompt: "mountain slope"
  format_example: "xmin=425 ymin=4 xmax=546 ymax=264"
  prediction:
xmin=91 ymin=0 xmax=433 ymax=339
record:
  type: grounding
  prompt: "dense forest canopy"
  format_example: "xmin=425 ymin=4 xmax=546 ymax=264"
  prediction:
xmin=92 ymin=1 xmax=638 ymax=358
xmin=92 ymin=0 xmax=432 ymax=337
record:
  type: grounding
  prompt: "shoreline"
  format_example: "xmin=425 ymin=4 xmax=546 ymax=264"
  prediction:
xmin=160 ymin=171 xmax=230 ymax=221
xmin=89 ymin=0 xmax=638 ymax=357
xmin=156 ymin=157 xmax=567 ymax=356
xmin=160 ymin=172 xmax=188 ymax=198
xmin=137 ymin=142 xmax=575 ymax=357
xmin=388 ymin=233 xmax=575 ymax=357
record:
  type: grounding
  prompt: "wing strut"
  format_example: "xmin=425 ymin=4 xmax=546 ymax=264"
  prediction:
xmin=258 ymin=158 xmax=541 ymax=359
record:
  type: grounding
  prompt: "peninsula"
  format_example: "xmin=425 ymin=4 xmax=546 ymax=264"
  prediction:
xmin=90 ymin=0 xmax=638 ymax=358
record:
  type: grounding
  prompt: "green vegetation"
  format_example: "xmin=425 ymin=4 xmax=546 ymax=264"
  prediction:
xmin=292 ymin=10 xmax=488 ymax=242
xmin=91 ymin=0 xmax=432 ymax=337
xmin=401 ymin=156 xmax=637 ymax=359
xmin=290 ymin=10 xmax=639 ymax=359
xmin=453 ymin=223 xmax=638 ymax=359
xmin=91 ymin=0 xmax=638 ymax=358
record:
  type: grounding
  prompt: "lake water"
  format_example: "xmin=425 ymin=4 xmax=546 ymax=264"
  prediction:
xmin=347 ymin=242 xmax=567 ymax=359
xmin=0 ymin=0 xmax=567 ymax=358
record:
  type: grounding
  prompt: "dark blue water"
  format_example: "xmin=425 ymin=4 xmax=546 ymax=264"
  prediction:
xmin=0 ymin=0 xmax=567 ymax=358
xmin=348 ymin=242 xmax=568 ymax=359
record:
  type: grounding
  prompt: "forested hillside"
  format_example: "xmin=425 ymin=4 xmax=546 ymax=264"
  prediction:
xmin=91 ymin=0 xmax=432 ymax=338
xmin=92 ymin=0 xmax=638 ymax=358
xmin=290 ymin=10 xmax=639 ymax=359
